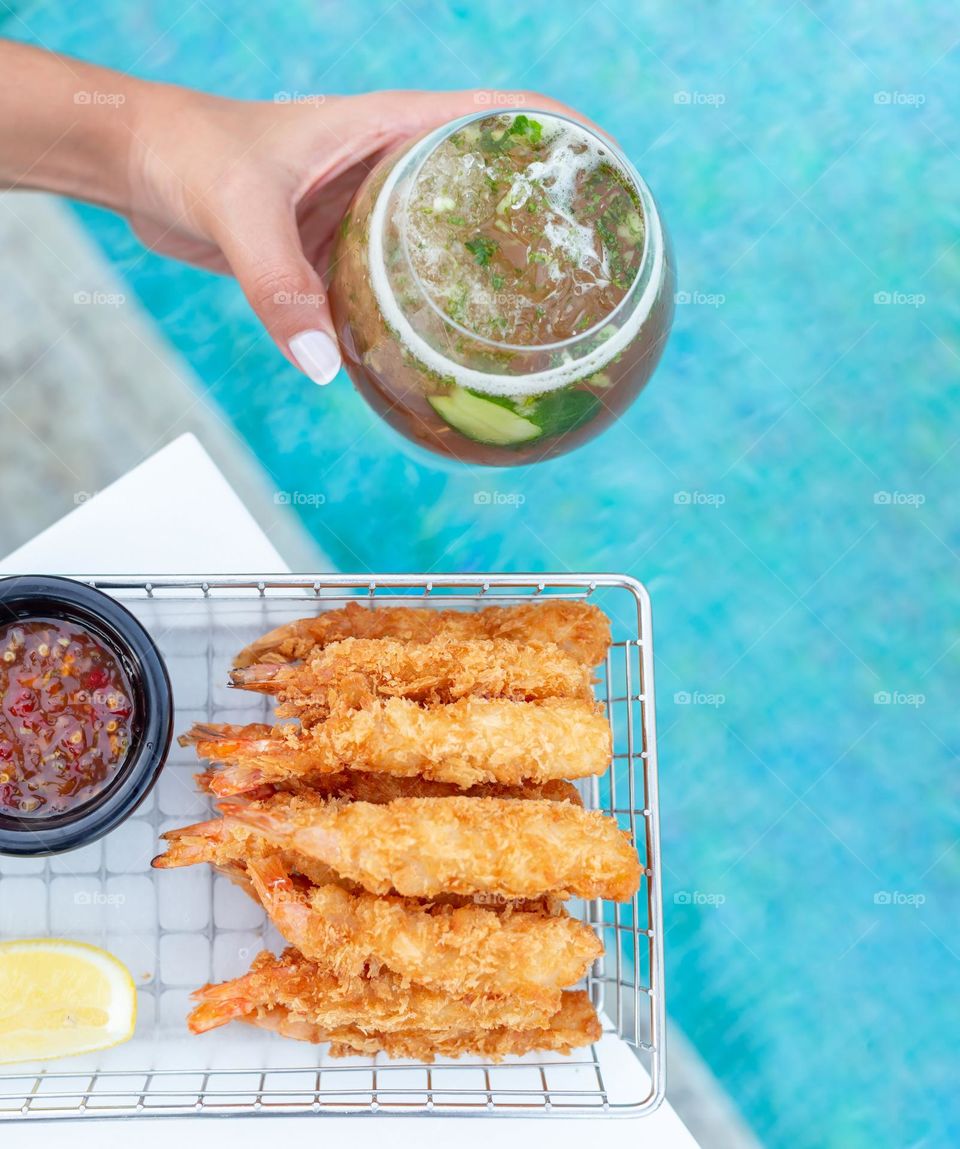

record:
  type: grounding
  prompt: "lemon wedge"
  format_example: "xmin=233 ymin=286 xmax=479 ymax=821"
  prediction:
xmin=0 ymin=939 xmax=136 ymax=1065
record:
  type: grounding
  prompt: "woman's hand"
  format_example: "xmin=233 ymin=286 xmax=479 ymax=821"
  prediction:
xmin=0 ymin=42 xmax=582 ymax=385
xmin=125 ymin=88 xmax=581 ymax=384
xmin=125 ymin=89 xmax=479 ymax=383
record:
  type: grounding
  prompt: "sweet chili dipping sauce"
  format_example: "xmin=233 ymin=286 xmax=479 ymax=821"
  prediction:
xmin=0 ymin=618 xmax=136 ymax=816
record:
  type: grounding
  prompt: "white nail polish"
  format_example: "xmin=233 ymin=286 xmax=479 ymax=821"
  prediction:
xmin=289 ymin=330 xmax=341 ymax=386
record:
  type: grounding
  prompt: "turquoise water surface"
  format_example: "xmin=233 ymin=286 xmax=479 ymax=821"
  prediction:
xmin=4 ymin=3 xmax=958 ymax=1146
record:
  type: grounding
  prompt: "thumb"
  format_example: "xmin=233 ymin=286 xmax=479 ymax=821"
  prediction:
xmin=215 ymin=196 xmax=341 ymax=386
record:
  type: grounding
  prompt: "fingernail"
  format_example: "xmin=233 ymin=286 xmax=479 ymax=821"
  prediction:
xmin=289 ymin=330 xmax=341 ymax=386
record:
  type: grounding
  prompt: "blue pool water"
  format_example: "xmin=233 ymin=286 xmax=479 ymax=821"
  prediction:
xmin=4 ymin=3 xmax=959 ymax=1144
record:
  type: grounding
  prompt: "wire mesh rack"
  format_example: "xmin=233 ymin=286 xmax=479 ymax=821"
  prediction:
xmin=0 ymin=573 xmax=663 ymax=1121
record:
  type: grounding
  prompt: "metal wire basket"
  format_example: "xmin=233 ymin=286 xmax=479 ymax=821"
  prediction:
xmin=0 ymin=573 xmax=663 ymax=1120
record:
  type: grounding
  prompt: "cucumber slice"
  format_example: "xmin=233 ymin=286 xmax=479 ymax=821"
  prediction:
xmin=428 ymin=388 xmax=541 ymax=446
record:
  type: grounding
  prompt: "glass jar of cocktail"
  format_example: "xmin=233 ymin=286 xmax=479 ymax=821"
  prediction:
xmin=329 ymin=109 xmax=674 ymax=466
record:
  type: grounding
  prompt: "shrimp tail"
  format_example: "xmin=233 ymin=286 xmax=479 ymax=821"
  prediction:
xmin=203 ymin=762 xmax=277 ymax=797
xmin=229 ymin=664 xmax=283 ymax=692
xmin=151 ymin=818 xmax=225 ymax=868
xmin=195 ymin=769 xmax=278 ymax=802
xmin=188 ymin=981 xmax=257 ymax=1033
xmin=178 ymin=722 xmax=276 ymax=764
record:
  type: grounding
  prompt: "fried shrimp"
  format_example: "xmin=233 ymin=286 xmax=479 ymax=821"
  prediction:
xmin=183 ymin=697 xmax=611 ymax=796
xmin=188 ymin=948 xmax=600 ymax=1060
xmin=235 ymin=989 xmax=601 ymax=1061
xmin=231 ymin=636 xmax=594 ymax=717
xmin=232 ymin=600 xmax=611 ymax=669
xmin=194 ymin=763 xmax=583 ymax=805
xmin=246 ymin=855 xmax=601 ymax=995
xmin=188 ymin=948 xmax=558 ymax=1037
xmin=153 ymin=803 xmax=567 ymax=913
xmin=224 ymin=794 xmax=642 ymax=903
xmin=158 ymin=597 xmax=621 ymax=1063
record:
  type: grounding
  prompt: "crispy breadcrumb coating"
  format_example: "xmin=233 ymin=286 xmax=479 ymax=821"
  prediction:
xmin=194 ymin=763 xmax=582 ymax=805
xmin=188 ymin=948 xmax=558 ymax=1036
xmin=183 ymin=697 xmax=611 ymax=795
xmin=233 ymin=600 xmax=611 ymax=669
xmin=231 ymin=636 xmax=594 ymax=716
xmin=153 ymin=805 xmax=567 ymax=914
xmin=224 ymin=794 xmax=641 ymax=902
xmin=244 ymin=990 xmax=601 ymax=1061
xmin=246 ymin=855 xmax=601 ymax=995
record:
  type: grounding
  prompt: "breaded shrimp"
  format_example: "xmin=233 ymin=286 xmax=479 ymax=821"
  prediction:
xmin=188 ymin=948 xmax=557 ymax=1036
xmin=246 ymin=855 xmax=601 ymax=995
xmin=230 ymin=636 xmax=594 ymax=716
xmin=153 ymin=803 xmax=567 ymax=913
xmin=183 ymin=697 xmax=611 ymax=795
xmin=224 ymin=794 xmax=642 ymax=903
xmin=194 ymin=763 xmax=583 ymax=806
xmin=233 ymin=600 xmax=611 ymax=669
xmin=241 ymin=990 xmax=601 ymax=1061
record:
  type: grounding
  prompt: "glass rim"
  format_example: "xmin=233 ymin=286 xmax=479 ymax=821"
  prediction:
xmin=393 ymin=107 xmax=657 ymax=355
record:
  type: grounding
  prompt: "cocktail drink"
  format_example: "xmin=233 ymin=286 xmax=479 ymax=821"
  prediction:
xmin=330 ymin=110 xmax=674 ymax=465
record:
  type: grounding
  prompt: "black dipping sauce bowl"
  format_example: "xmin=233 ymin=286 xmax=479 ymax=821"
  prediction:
xmin=0 ymin=576 xmax=173 ymax=857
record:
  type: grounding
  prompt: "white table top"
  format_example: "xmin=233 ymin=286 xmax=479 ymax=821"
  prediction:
xmin=0 ymin=434 xmax=285 ymax=576
xmin=0 ymin=433 xmax=698 ymax=1148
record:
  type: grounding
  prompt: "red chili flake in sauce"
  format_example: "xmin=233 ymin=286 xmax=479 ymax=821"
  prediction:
xmin=0 ymin=618 xmax=135 ymax=817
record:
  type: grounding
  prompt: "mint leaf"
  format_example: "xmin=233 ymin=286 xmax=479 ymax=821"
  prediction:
xmin=510 ymin=114 xmax=543 ymax=146
xmin=465 ymin=236 xmax=497 ymax=266
xmin=530 ymin=389 xmax=602 ymax=437
xmin=479 ymin=114 xmax=544 ymax=155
